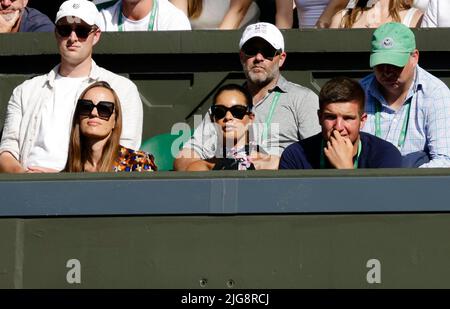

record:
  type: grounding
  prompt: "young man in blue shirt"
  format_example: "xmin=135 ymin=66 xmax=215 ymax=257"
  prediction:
xmin=279 ymin=77 xmax=402 ymax=169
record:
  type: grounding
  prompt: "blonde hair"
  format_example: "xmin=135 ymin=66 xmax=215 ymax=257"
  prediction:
xmin=342 ymin=0 xmax=411 ymax=28
xmin=65 ymin=81 xmax=123 ymax=172
xmin=187 ymin=0 xmax=203 ymax=19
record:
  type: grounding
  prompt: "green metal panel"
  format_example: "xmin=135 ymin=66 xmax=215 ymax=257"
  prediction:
xmin=0 ymin=75 xmax=34 ymax=130
xmin=135 ymin=72 xmax=238 ymax=139
xmin=0 ymin=171 xmax=449 ymax=288
xmin=0 ymin=220 xmax=23 ymax=288
xmin=2 ymin=169 xmax=450 ymax=217
xmin=0 ymin=214 xmax=446 ymax=288
xmin=3 ymin=29 xmax=449 ymax=56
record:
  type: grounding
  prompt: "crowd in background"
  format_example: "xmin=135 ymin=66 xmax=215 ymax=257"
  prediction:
xmin=1 ymin=0 xmax=449 ymax=33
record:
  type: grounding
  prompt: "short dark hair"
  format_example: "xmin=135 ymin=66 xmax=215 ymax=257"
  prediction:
xmin=212 ymin=84 xmax=253 ymax=111
xmin=319 ymin=77 xmax=365 ymax=115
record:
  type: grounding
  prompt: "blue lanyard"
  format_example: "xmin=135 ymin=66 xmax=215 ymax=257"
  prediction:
xmin=118 ymin=0 xmax=158 ymax=31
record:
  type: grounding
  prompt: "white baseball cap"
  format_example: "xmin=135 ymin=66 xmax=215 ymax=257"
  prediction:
xmin=239 ymin=22 xmax=284 ymax=51
xmin=55 ymin=0 xmax=99 ymax=26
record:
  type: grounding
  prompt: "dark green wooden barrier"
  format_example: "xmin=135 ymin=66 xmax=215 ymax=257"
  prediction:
xmin=2 ymin=213 xmax=450 ymax=288
xmin=0 ymin=169 xmax=450 ymax=288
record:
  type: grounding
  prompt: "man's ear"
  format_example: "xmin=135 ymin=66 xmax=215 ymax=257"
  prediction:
xmin=317 ymin=109 xmax=322 ymax=125
xmin=239 ymin=50 xmax=246 ymax=64
xmin=411 ymin=49 xmax=419 ymax=66
xmin=23 ymin=0 xmax=29 ymax=7
xmin=359 ymin=112 xmax=368 ymax=129
xmin=92 ymin=28 xmax=101 ymax=46
xmin=278 ymin=51 xmax=287 ymax=68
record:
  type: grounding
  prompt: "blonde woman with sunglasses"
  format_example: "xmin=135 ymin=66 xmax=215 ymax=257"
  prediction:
xmin=65 ymin=81 xmax=157 ymax=172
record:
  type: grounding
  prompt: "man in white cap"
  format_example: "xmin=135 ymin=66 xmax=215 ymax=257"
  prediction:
xmin=94 ymin=0 xmax=191 ymax=31
xmin=174 ymin=22 xmax=320 ymax=170
xmin=360 ymin=22 xmax=450 ymax=167
xmin=0 ymin=0 xmax=143 ymax=173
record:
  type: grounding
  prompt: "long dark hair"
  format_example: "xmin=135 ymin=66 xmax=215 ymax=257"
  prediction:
xmin=64 ymin=81 xmax=123 ymax=172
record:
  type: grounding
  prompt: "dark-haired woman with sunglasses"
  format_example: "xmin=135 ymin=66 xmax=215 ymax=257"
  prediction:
xmin=64 ymin=81 xmax=157 ymax=172
xmin=187 ymin=84 xmax=260 ymax=171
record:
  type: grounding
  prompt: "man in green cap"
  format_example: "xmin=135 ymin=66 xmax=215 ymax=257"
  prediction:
xmin=360 ymin=22 xmax=450 ymax=168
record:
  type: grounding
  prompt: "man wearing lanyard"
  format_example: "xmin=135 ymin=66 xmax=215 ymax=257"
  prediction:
xmin=95 ymin=0 xmax=191 ymax=31
xmin=279 ymin=77 xmax=402 ymax=169
xmin=360 ymin=22 xmax=450 ymax=167
xmin=175 ymin=22 xmax=321 ymax=170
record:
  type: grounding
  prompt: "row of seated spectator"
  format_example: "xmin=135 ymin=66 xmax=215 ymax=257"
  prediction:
xmin=0 ymin=0 xmax=449 ymax=33
xmin=176 ymin=21 xmax=450 ymax=170
xmin=0 ymin=0 xmax=449 ymax=173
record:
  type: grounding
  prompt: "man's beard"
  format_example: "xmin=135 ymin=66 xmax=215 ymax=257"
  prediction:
xmin=1 ymin=11 xmax=17 ymax=21
xmin=1 ymin=8 xmax=22 ymax=26
xmin=246 ymin=69 xmax=276 ymax=88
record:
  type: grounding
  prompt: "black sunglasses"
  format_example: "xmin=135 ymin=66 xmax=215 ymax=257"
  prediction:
xmin=77 ymin=99 xmax=115 ymax=120
xmin=211 ymin=105 xmax=250 ymax=120
xmin=242 ymin=45 xmax=281 ymax=60
xmin=56 ymin=24 xmax=95 ymax=39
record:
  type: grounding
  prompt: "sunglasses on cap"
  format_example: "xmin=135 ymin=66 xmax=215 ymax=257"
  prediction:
xmin=211 ymin=105 xmax=250 ymax=120
xmin=242 ymin=45 xmax=281 ymax=60
xmin=56 ymin=24 xmax=95 ymax=39
xmin=77 ymin=99 xmax=115 ymax=120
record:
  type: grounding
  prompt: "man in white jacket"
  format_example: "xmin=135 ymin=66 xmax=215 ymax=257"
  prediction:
xmin=0 ymin=0 xmax=143 ymax=173
xmin=421 ymin=0 xmax=450 ymax=27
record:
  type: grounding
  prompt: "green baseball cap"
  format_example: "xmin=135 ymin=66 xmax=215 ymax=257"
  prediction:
xmin=370 ymin=22 xmax=416 ymax=68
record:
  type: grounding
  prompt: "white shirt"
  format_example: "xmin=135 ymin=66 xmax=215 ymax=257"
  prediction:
xmin=421 ymin=0 xmax=450 ymax=27
xmin=120 ymin=13 xmax=151 ymax=31
xmin=26 ymin=75 xmax=86 ymax=170
xmin=95 ymin=0 xmax=191 ymax=31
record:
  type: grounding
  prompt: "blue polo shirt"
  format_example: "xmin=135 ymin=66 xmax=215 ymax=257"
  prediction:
xmin=279 ymin=132 xmax=403 ymax=169
xmin=19 ymin=7 xmax=54 ymax=32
